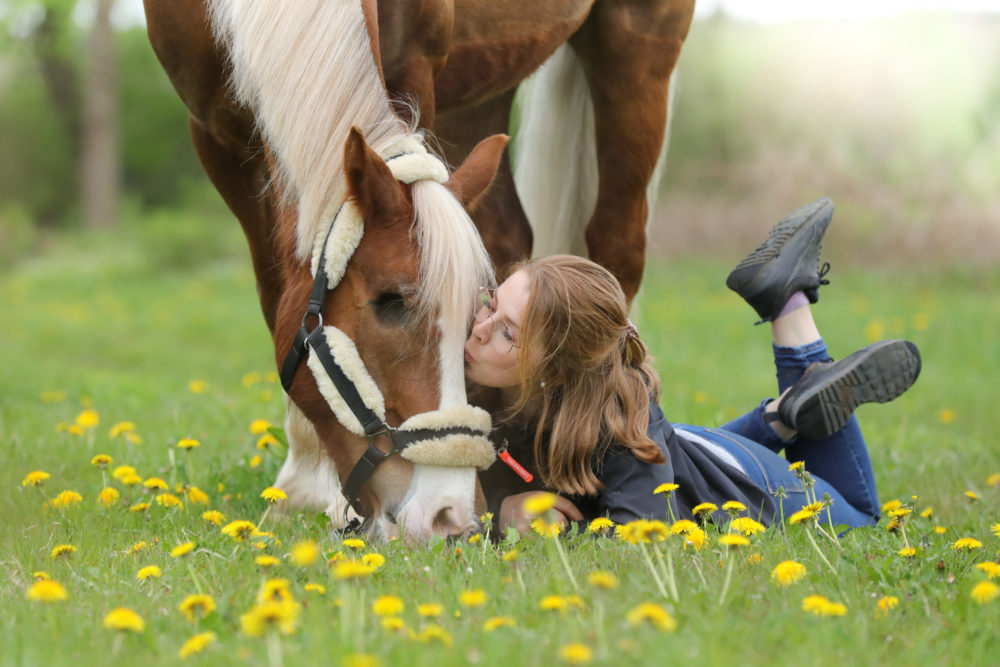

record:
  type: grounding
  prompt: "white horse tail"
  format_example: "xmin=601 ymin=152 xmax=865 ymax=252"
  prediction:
xmin=512 ymin=44 xmax=596 ymax=258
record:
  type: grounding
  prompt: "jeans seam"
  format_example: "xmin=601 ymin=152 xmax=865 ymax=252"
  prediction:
xmin=704 ymin=428 xmax=805 ymax=495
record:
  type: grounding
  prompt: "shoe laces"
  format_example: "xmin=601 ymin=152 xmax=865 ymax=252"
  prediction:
xmin=817 ymin=262 xmax=831 ymax=286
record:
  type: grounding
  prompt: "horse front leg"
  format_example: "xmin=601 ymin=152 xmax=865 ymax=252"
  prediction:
xmin=571 ymin=0 xmax=694 ymax=303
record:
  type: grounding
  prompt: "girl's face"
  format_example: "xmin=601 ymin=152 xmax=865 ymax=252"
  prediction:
xmin=464 ymin=269 xmax=533 ymax=390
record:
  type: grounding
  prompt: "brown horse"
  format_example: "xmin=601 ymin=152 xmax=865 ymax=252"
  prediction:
xmin=145 ymin=0 xmax=511 ymax=539
xmin=143 ymin=0 xmax=694 ymax=537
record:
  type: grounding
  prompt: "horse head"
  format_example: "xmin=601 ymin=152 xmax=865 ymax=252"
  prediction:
xmin=275 ymin=127 xmax=508 ymax=540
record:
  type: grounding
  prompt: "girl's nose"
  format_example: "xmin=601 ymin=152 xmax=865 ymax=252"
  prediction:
xmin=469 ymin=317 xmax=491 ymax=343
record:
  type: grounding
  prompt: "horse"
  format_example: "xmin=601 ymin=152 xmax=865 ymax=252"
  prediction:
xmin=144 ymin=0 xmax=510 ymax=540
xmin=143 ymin=0 xmax=695 ymax=538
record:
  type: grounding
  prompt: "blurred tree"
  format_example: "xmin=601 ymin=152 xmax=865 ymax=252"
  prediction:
xmin=79 ymin=0 xmax=119 ymax=228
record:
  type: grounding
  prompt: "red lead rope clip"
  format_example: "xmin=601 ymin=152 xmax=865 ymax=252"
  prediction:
xmin=498 ymin=440 xmax=533 ymax=483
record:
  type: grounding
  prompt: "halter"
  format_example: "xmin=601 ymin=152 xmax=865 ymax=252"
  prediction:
xmin=279 ymin=137 xmax=495 ymax=524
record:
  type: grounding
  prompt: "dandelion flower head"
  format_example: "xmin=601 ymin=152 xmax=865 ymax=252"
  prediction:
xmin=179 ymin=631 xmax=217 ymax=659
xmin=104 ymin=607 xmax=145 ymax=633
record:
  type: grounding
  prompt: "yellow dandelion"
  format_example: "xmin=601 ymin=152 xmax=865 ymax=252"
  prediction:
xmin=221 ymin=520 xmax=259 ymax=542
xmin=653 ymin=482 xmax=679 ymax=495
xmin=67 ymin=425 xmax=84 ymax=436
xmin=417 ymin=603 xmax=443 ymax=617
xmin=249 ymin=419 xmax=271 ymax=434
xmin=975 ymin=562 xmax=1000 ymax=579
xmin=166 ymin=539 xmax=191 ymax=558
xmin=731 ymin=517 xmax=766 ymax=536
xmin=304 ymin=583 xmax=326 ymax=595
xmin=802 ymin=595 xmax=846 ymax=617
xmin=361 ymin=553 xmax=386 ymax=569
xmin=771 ymin=560 xmax=807 ymax=586
xmin=991 ymin=523 xmax=1000 ymax=538
xmin=201 ymin=510 xmax=225 ymax=526
xmin=129 ymin=502 xmax=151 ymax=513
xmin=257 ymin=579 xmax=292 ymax=604
xmin=97 ymin=487 xmax=120 ymax=508
xmin=143 ymin=477 xmax=168 ymax=492
xmin=693 ymin=390 xmax=708 ymax=404
xmin=120 ymin=473 xmax=142 ymax=486
xmin=75 ymin=409 xmax=100 ymax=429
xmin=249 ymin=455 xmax=263 ymax=468
xmin=721 ymin=500 xmax=747 ymax=514
xmin=413 ymin=624 xmax=452 ymax=646
xmin=342 ymin=538 xmax=366 ymax=551
xmin=112 ymin=465 xmax=136 ymax=480
xmin=971 ymin=581 xmax=1000 ymax=605
xmin=137 ymin=565 xmax=162 ymax=580
xmin=531 ymin=517 xmax=563 ymax=537
xmin=626 ymin=602 xmax=677 ymax=632
xmin=156 ymin=493 xmax=184 ymax=509
xmin=934 ymin=526 xmax=947 ymax=535
xmin=682 ymin=526 xmax=708 ymax=550
xmin=26 ymin=580 xmax=68 ymax=603
xmin=501 ymin=550 xmax=519 ymax=563
xmin=343 ymin=654 xmax=379 ymax=667
xmin=21 ymin=470 xmax=50 ymax=487
xmin=483 ymin=616 xmax=516 ymax=631
xmin=49 ymin=490 xmax=83 ymax=508
xmin=90 ymin=454 xmax=113 ymax=468
xmin=104 ymin=607 xmax=145 ymax=633
xmin=257 ymin=433 xmax=280 ymax=450
xmin=691 ymin=502 xmax=718 ymax=517
xmin=458 ymin=589 xmax=487 ymax=607
xmin=260 ymin=487 xmax=287 ymax=503
xmin=40 ymin=389 xmax=67 ymax=403
xmin=748 ymin=552 xmax=763 ymax=565
xmin=332 ymin=559 xmax=375 ymax=580
xmin=539 ymin=595 xmax=567 ymax=612
xmin=178 ymin=594 xmax=216 ymax=622
xmin=718 ymin=534 xmax=750 ymax=548
xmin=50 ymin=544 xmax=76 ymax=559
xmin=587 ymin=570 xmax=618 ymax=590
xmin=987 ymin=472 xmax=1000 ymax=487
xmin=670 ymin=519 xmax=698 ymax=534
xmin=177 ymin=437 xmax=200 ymax=450
xmin=522 ymin=492 xmax=558 ymax=516
xmin=964 ymin=490 xmax=980 ymax=501
xmin=920 ymin=507 xmax=933 ymax=519
xmin=951 ymin=537 xmax=983 ymax=551
xmin=937 ymin=408 xmax=955 ymax=424
xmin=289 ymin=541 xmax=319 ymax=567
xmin=876 ymin=595 xmax=899 ymax=617
xmin=897 ymin=547 xmax=917 ymax=558
xmin=381 ymin=616 xmax=406 ymax=632
xmin=587 ymin=517 xmax=615 ymax=534
xmin=240 ymin=599 xmax=301 ymax=637
xmin=788 ymin=507 xmax=819 ymax=525
xmin=33 ymin=571 xmax=51 ymax=581
xmin=788 ymin=461 xmax=805 ymax=472
xmin=372 ymin=595 xmax=404 ymax=617
xmin=109 ymin=421 xmax=135 ymax=438
xmin=179 ymin=631 xmax=216 ymax=659
xmin=188 ymin=379 xmax=208 ymax=394
xmin=559 ymin=643 xmax=593 ymax=664
xmin=183 ymin=486 xmax=208 ymax=505
xmin=129 ymin=541 xmax=148 ymax=555
xmin=255 ymin=555 xmax=281 ymax=568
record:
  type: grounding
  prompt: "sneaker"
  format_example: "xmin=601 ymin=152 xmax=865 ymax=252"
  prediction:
xmin=726 ymin=197 xmax=834 ymax=323
xmin=777 ymin=340 xmax=922 ymax=439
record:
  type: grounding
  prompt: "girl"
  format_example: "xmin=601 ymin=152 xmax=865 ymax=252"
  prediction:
xmin=467 ymin=198 xmax=921 ymax=534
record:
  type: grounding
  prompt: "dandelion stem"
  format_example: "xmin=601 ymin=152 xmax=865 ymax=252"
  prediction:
xmin=266 ymin=630 xmax=283 ymax=667
xmin=638 ymin=542 xmax=669 ymax=599
xmin=718 ymin=553 xmax=734 ymax=606
xmin=257 ymin=505 xmax=272 ymax=531
xmin=186 ymin=560 xmax=205 ymax=595
xmin=515 ymin=568 xmax=527 ymax=596
xmin=550 ymin=534 xmax=580 ymax=594
xmin=805 ymin=524 xmax=838 ymax=574
xmin=653 ymin=544 xmax=679 ymax=603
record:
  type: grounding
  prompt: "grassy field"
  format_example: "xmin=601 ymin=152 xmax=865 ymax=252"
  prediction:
xmin=1 ymin=225 xmax=998 ymax=666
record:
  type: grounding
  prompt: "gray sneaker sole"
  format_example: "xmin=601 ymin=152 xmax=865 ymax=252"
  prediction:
xmin=783 ymin=340 xmax=921 ymax=439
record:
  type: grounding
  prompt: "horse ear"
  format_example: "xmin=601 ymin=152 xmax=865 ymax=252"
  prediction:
xmin=447 ymin=134 xmax=509 ymax=212
xmin=344 ymin=126 xmax=407 ymax=225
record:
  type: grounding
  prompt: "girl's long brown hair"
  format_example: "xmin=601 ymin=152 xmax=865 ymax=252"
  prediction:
xmin=508 ymin=255 xmax=664 ymax=496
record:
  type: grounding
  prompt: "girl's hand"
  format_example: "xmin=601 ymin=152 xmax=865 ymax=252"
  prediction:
xmin=498 ymin=491 xmax=584 ymax=535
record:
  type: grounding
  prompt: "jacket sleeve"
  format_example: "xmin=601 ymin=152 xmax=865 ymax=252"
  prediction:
xmin=594 ymin=405 xmax=680 ymax=524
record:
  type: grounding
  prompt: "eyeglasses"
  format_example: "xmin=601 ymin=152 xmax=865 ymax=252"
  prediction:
xmin=473 ymin=287 xmax=518 ymax=354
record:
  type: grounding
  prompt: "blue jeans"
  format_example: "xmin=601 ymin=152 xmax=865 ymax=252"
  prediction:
xmin=676 ymin=339 xmax=880 ymax=529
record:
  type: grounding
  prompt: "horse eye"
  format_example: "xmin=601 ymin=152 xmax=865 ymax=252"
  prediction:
xmin=372 ymin=292 xmax=409 ymax=326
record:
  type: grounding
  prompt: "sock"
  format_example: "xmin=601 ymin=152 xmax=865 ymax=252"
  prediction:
xmin=777 ymin=291 xmax=809 ymax=319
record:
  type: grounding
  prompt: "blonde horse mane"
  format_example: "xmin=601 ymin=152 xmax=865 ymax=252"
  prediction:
xmin=208 ymin=0 xmax=492 ymax=337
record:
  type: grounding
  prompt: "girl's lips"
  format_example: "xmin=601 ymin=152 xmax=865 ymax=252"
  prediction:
xmin=464 ymin=346 xmax=474 ymax=363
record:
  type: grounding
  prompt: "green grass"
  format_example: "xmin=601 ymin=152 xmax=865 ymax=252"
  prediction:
xmin=1 ymin=226 xmax=998 ymax=666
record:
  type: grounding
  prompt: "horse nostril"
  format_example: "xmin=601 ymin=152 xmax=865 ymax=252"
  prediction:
xmin=432 ymin=506 xmax=467 ymax=537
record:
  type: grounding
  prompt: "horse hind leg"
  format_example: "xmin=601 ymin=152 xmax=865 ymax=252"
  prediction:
xmin=570 ymin=0 xmax=695 ymax=303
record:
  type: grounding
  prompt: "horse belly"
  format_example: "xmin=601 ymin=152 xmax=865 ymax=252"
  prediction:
xmin=433 ymin=0 xmax=592 ymax=110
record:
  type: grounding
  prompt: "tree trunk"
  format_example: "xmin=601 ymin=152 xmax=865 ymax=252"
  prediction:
xmin=80 ymin=0 xmax=119 ymax=228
